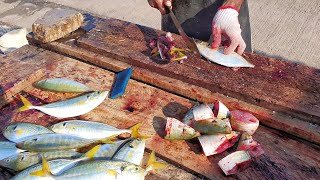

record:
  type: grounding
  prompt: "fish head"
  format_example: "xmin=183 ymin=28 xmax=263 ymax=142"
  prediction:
xmin=3 ymin=123 xmax=27 ymax=141
xmin=49 ymin=121 xmax=73 ymax=133
xmin=0 ymin=155 xmax=18 ymax=170
xmin=87 ymin=91 xmax=109 ymax=101
xmin=120 ymin=164 xmax=145 ymax=179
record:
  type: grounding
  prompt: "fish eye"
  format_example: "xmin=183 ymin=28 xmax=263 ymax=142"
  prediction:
xmin=5 ymin=159 xmax=10 ymax=162
xmin=135 ymin=167 xmax=139 ymax=171
xmin=32 ymin=138 xmax=38 ymax=142
xmin=13 ymin=125 xmax=17 ymax=130
xmin=63 ymin=122 xmax=67 ymax=127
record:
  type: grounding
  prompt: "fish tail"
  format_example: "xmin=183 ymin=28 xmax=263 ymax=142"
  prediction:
xmin=146 ymin=151 xmax=168 ymax=173
xmin=130 ymin=123 xmax=150 ymax=139
xmin=29 ymin=156 xmax=52 ymax=177
xmin=17 ymin=95 xmax=34 ymax=112
xmin=98 ymin=134 xmax=118 ymax=144
xmin=83 ymin=144 xmax=101 ymax=160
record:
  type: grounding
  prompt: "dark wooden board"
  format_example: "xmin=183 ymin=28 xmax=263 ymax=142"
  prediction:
xmin=0 ymin=46 xmax=319 ymax=179
xmin=74 ymin=17 xmax=320 ymax=125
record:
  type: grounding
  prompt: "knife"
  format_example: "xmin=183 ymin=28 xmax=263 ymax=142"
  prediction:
xmin=165 ymin=6 xmax=201 ymax=58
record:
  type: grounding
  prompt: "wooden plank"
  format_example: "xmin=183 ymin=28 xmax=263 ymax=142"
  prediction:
xmin=73 ymin=17 xmax=320 ymax=125
xmin=1 ymin=49 xmax=318 ymax=179
xmin=27 ymin=31 xmax=320 ymax=145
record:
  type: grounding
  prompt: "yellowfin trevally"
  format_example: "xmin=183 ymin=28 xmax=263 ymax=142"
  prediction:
xmin=33 ymin=78 xmax=92 ymax=93
xmin=16 ymin=133 xmax=115 ymax=152
xmin=3 ymin=122 xmax=54 ymax=143
xmin=17 ymin=91 xmax=109 ymax=118
xmin=0 ymin=141 xmax=25 ymax=161
xmin=27 ymin=150 xmax=167 ymax=180
xmin=112 ymin=138 xmax=146 ymax=166
xmin=0 ymin=149 xmax=82 ymax=171
xmin=196 ymin=41 xmax=255 ymax=68
xmin=49 ymin=120 xmax=131 ymax=140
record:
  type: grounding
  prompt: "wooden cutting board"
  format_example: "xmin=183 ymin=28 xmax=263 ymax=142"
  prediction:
xmin=0 ymin=45 xmax=319 ymax=179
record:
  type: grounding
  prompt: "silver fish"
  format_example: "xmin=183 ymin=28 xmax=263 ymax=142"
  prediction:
xmin=16 ymin=134 xmax=113 ymax=152
xmin=93 ymin=139 xmax=131 ymax=159
xmin=18 ymin=91 xmax=109 ymax=118
xmin=0 ymin=149 xmax=82 ymax=171
xmin=196 ymin=41 xmax=255 ymax=68
xmin=112 ymin=138 xmax=146 ymax=165
xmin=34 ymin=78 xmax=92 ymax=93
xmin=0 ymin=141 xmax=25 ymax=160
xmin=3 ymin=123 xmax=54 ymax=143
xmin=49 ymin=120 xmax=131 ymax=140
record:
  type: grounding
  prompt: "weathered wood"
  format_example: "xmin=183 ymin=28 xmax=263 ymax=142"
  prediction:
xmin=1 ymin=48 xmax=319 ymax=179
xmin=27 ymin=31 xmax=320 ymax=145
xmin=74 ymin=17 xmax=320 ymax=125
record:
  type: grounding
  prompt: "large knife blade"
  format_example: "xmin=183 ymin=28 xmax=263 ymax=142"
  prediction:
xmin=165 ymin=6 xmax=201 ymax=58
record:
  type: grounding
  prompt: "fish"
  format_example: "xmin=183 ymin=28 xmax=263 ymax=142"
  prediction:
xmin=230 ymin=110 xmax=259 ymax=135
xmin=27 ymin=151 xmax=167 ymax=180
xmin=182 ymin=103 xmax=214 ymax=127
xmin=0 ymin=141 xmax=25 ymax=160
xmin=164 ymin=117 xmax=200 ymax=140
xmin=0 ymin=149 xmax=82 ymax=171
xmin=49 ymin=120 xmax=131 ymax=140
xmin=196 ymin=41 xmax=255 ymax=68
xmin=3 ymin=122 xmax=54 ymax=143
xmin=17 ymin=91 xmax=109 ymax=118
xmin=11 ymin=159 xmax=78 ymax=180
xmin=33 ymin=78 xmax=92 ymax=93
xmin=237 ymin=132 xmax=264 ymax=158
xmin=93 ymin=139 xmax=131 ymax=159
xmin=194 ymin=118 xmax=232 ymax=135
xmin=112 ymin=138 xmax=146 ymax=165
xmin=16 ymin=133 xmax=115 ymax=152
xmin=218 ymin=151 xmax=252 ymax=175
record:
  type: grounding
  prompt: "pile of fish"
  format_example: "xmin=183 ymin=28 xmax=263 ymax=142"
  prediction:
xmin=164 ymin=101 xmax=264 ymax=175
xmin=0 ymin=78 xmax=167 ymax=179
xmin=0 ymin=121 xmax=166 ymax=179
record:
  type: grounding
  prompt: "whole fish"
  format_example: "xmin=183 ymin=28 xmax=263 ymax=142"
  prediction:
xmin=196 ymin=41 xmax=255 ymax=68
xmin=17 ymin=91 xmax=109 ymax=118
xmin=3 ymin=122 xmax=54 ymax=143
xmin=11 ymin=159 xmax=78 ymax=180
xmin=27 ymin=151 xmax=167 ymax=180
xmin=0 ymin=149 xmax=82 ymax=171
xmin=0 ymin=141 xmax=25 ymax=160
xmin=112 ymin=138 xmax=146 ymax=165
xmin=49 ymin=120 xmax=131 ymax=140
xmin=34 ymin=78 xmax=92 ymax=93
xmin=16 ymin=133 xmax=115 ymax=152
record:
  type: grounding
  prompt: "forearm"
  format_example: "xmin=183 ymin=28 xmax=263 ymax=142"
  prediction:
xmin=222 ymin=0 xmax=244 ymax=11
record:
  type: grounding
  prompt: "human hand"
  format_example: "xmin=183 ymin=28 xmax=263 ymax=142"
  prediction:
xmin=147 ymin=0 xmax=173 ymax=14
xmin=211 ymin=7 xmax=246 ymax=55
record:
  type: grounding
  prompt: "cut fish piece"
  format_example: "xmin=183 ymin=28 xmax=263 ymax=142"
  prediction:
xmin=182 ymin=103 xmax=214 ymax=127
xmin=196 ymin=41 xmax=254 ymax=68
xmin=213 ymin=101 xmax=230 ymax=119
xmin=237 ymin=132 xmax=264 ymax=158
xmin=218 ymin=151 xmax=252 ymax=175
xmin=230 ymin=110 xmax=259 ymax=135
xmin=198 ymin=131 xmax=240 ymax=156
xmin=165 ymin=117 xmax=200 ymax=140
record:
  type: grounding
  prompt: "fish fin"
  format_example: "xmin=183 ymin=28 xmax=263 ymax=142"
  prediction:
xmin=98 ymin=134 xmax=118 ymax=144
xmin=83 ymin=144 xmax=101 ymax=160
xmin=30 ymin=156 xmax=52 ymax=177
xmin=146 ymin=151 xmax=168 ymax=172
xmin=17 ymin=95 xmax=34 ymax=112
xmin=106 ymin=169 xmax=118 ymax=177
xmin=130 ymin=123 xmax=150 ymax=139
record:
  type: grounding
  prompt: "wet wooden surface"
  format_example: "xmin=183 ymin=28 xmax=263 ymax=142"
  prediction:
xmin=73 ymin=17 xmax=320 ymax=125
xmin=0 ymin=46 xmax=319 ymax=179
xmin=27 ymin=20 xmax=320 ymax=145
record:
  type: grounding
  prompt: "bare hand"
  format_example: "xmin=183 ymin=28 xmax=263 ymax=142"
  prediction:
xmin=148 ymin=0 xmax=173 ymax=14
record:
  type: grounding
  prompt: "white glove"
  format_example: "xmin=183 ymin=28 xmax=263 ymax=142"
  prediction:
xmin=211 ymin=7 xmax=246 ymax=55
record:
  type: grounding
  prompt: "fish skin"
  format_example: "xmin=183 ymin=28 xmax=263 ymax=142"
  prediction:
xmin=93 ymin=139 xmax=131 ymax=159
xmin=49 ymin=120 xmax=131 ymax=140
xmin=34 ymin=78 xmax=92 ymax=93
xmin=112 ymin=138 xmax=145 ymax=166
xmin=3 ymin=123 xmax=54 ymax=143
xmin=182 ymin=103 xmax=214 ymax=127
xmin=194 ymin=118 xmax=232 ymax=135
xmin=0 ymin=150 xmax=82 ymax=171
xmin=0 ymin=141 xmax=25 ymax=160
xmin=55 ymin=160 xmax=145 ymax=180
xmin=196 ymin=41 xmax=255 ymax=68
xmin=16 ymin=134 xmax=100 ymax=152
xmin=11 ymin=159 xmax=78 ymax=180
xmin=18 ymin=91 xmax=109 ymax=118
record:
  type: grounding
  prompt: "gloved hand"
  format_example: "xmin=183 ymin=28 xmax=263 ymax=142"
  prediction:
xmin=211 ymin=6 xmax=246 ymax=55
xmin=147 ymin=0 xmax=173 ymax=14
